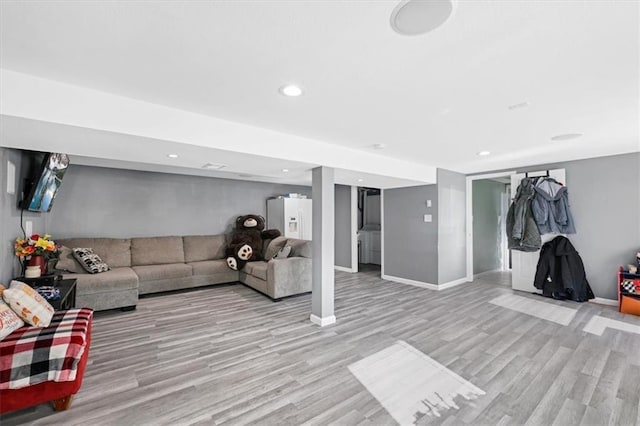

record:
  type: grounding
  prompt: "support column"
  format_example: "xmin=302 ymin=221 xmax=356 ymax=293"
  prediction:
xmin=310 ymin=166 xmax=336 ymax=326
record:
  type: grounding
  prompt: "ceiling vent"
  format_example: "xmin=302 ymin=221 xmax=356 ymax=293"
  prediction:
xmin=390 ymin=0 xmax=455 ymax=36
xmin=551 ymin=133 xmax=583 ymax=141
xmin=202 ymin=162 xmax=226 ymax=170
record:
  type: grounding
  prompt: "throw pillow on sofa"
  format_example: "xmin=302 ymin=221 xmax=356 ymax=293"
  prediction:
xmin=55 ymin=245 xmax=85 ymax=273
xmin=0 ymin=286 xmax=25 ymax=341
xmin=273 ymin=245 xmax=292 ymax=259
xmin=73 ymin=248 xmax=110 ymax=274
xmin=2 ymin=281 xmax=55 ymax=327
xmin=265 ymin=236 xmax=288 ymax=260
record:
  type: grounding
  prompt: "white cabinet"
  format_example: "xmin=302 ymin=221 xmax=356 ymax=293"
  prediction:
xmin=267 ymin=198 xmax=312 ymax=240
xmin=359 ymin=230 xmax=381 ymax=265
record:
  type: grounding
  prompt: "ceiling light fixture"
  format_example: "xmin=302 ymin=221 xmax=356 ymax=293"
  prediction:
xmin=372 ymin=143 xmax=386 ymax=150
xmin=357 ymin=179 xmax=364 ymax=182
xmin=550 ymin=133 xmax=583 ymax=141
xmin=279 ymin=85 xmax=303 ymax=97
xmin=477 ymin=151 xmax=491 ymax=156
xmin=282 ymin=168 xmax=289 ymax=173
xmin=390 ymin=0 xmax=455 ymax=36
xmin=167 ymin=154 xmax=179 ymax=159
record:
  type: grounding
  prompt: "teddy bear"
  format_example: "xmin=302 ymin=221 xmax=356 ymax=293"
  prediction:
xmin=225 ymin=214 xmax=281 ymax=271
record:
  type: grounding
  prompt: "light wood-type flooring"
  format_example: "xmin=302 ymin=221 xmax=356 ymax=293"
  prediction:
xmin=3 ymin=268 xmax=640 ymax=425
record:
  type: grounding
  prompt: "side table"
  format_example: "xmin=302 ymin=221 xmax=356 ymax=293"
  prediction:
xmin=14 ymin=276 xmax=77 ymax=311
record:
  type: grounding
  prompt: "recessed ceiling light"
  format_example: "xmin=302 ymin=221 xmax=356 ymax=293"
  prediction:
xmin=390 ymin=0 xmax=455 ymax=36
xmin=477 ymin=151 xmax=491 ymax=156
xmin=167 ymin=154 xmax=179 ymax=159
xmin=551 ymin=133 xmax=583 ymax=141
xmin=279 ymin=85 xmax=303 ymax=97
xmin=357 ymin=179 xmax=364 ymax=182
xmin=282 ymin=168 xmax=289 ymax=173
xmin=372 ymin=143 xmax=386 ymax=150
xmin=508 ymin=101 xmax=530 ymax=110
xmin=201 ymin=162 xmax=226 ymax=170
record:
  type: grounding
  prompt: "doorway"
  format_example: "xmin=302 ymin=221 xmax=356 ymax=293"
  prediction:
xmin=465 ymin=171 xmax=516 ymax=281
xmin=471 ymin=178 xmax=511 ymax=277
xmin=357 ymin=187 xmax=381 ymax=275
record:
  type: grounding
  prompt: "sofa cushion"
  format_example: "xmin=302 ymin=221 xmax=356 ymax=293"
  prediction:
xmin=131 ymin=237 xmax=185 ymax=266
xmin=264 ymin=236 xmax=288 ymax=260
xmin=2 ymin=281 xmax=55 ymax=327
xmin=58 ymin=238 xmax=131 ymax=268
xmin=55 ymin=245 xmax=85 ymax=273
xmin=244 ymin=261 xmax=268 ymax=281
xmin=0 ymin=297 xmax=25 ymax=341
xmin=287 ymin=239 xmax=312 ymax=258
xmin=188 ymin=260 xmax=231 ymax=276
xmin=132 ymin=263 xmax=192 ymax=282
xmin=67 ymin=267 xmax=139 ymax=293
xmin=73 ymin=248 xmax=110 ymax=274
xmin=183 ymin=235 xmax=227 ymax=262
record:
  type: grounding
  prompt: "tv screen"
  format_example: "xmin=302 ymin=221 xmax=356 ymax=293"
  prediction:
xmin=21 ymin=152 xmax=70 ymax=212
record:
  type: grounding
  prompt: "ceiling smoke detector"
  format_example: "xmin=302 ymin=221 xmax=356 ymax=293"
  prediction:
xmin=202 ymin=162 xmax=226 ymax=170
xmin=390 ymin=0 xmax=455 ymax=36
xmin=372 ymin=143 xmax=386 ymax=150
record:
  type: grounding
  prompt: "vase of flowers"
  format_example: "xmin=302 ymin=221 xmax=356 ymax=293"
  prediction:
xmin=15 ymin=234 xmax=59 ymax=276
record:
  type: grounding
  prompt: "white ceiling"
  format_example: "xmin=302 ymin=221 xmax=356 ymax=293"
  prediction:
xmin=1 ymin=1 xmax=638 ymax=186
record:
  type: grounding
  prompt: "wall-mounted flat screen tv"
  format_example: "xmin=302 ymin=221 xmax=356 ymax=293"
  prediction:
xmin=20 ymin=152 xmax=70 ymax=212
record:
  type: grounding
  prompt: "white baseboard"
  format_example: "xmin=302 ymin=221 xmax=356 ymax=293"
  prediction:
xmin=590 ymin=297 xmax=618 ymax=307
xmin=438 ymin=277 xmax=469 ymax=290
xmin=382 ymin=274 xmax=469 ymax=291
xmin=382 ymin=274 xmax=439 ymax=290
xmin=310 ymin=314 xmax=336 ymax=327
xmin=335 ymin=265 xmax=356 ymax=273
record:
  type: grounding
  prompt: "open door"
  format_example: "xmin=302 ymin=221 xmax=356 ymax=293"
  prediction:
xmin=510 ymin=169 xmax=566 ymax=293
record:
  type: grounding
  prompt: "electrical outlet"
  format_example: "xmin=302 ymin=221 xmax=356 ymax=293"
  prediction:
xmin=423 ymin=214 xmax=432 ymax=223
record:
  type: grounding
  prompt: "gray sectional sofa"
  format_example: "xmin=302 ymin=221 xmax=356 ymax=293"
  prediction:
xmin=57 ymin=235 xmax=312 ymax=311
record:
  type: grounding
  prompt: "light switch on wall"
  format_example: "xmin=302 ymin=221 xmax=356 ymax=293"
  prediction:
xmin=426 ymin=199 xmax=432 ymax=208
xmin=25 ymin=221 xmax=33 ymax=238
xmin=7 ymin=160 xmax=15 ymax=194
xmin=423 ymin=214 xmax=432 ymax=223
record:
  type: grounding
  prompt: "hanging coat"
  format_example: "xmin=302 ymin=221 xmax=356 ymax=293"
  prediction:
xmin=506 ymin=177 xmax=541 ymax=252
xmin=531 ymin=177 xmax=576 ymax=234
xmin=533 ymin=236 xmax=594 ymax=302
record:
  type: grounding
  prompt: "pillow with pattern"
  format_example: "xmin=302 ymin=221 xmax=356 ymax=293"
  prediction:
xmin=2 ymin=281 xmax=54 ymax=327
xmin=73 ymin=247 xmax=110 ymax=274
xmin=273 ymin=245 xmax=292 ymax=259
xmin=0 ymin=285 xmax=25 ymax=341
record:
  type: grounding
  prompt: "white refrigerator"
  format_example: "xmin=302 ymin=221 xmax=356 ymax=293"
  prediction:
xmin=267 ymin=198 xmax=312 ymax=240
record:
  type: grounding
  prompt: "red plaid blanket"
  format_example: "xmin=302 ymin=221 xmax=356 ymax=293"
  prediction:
xmin=0 ymin=308 xmax=93 ymax=390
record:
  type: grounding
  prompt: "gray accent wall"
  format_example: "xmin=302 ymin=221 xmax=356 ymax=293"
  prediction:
xmin=383 ymin=184 xmax=439 ymax=284
xmin=472 ymin=180 xmax=505 ymax=274
xmin=437 ymin=168 xmax=467 ymax=284
xmin=44 ymin=164 xmax=311 ymax=238
xmin=473 ymin=152 xmax=640 ymax=300
xmin=334 ymin=184 xmax=352 ymax=269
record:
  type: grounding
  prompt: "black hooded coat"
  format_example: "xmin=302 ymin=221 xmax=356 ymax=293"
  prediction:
xmin=533 ymin=236 xmax=594 ymax=302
